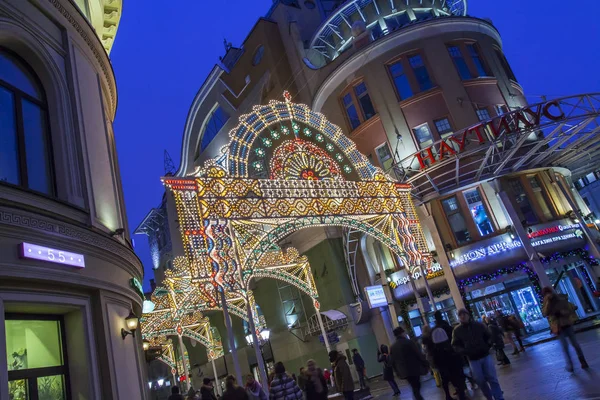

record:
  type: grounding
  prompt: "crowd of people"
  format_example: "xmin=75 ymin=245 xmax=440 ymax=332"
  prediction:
xmin=166 ymin=286 xmax=589 ymax=400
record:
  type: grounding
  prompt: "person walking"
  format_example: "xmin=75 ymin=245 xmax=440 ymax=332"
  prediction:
xmin=452 ymin=308 xmax=504 ymax=400
xmin=542 ymin=286 xmax=589 ymax=372
xmin=377 ymin=344 xmax=400 ymax=396
xmin=424 ymin=312 xmax=468 ymax=400
xmin=304 ymin=359 xmax=328 ymax=400
xmin=269 ymin=362 xmax=303 ymax=400
xmin=351 ymin=349 xmax=368 ymax=390
xmin=488 ymin=319 xmax=510 ymax=366
xmin=420 ymin=325 xmax=441 ymax=388
xmin=201 ymin=378 xmax=218 ymax=400
xmin=246 ymin=375 xmax=267 ymax=400
xmin=297 ymin=367 xmax=307 ymax=392
xmin=168 ymin=386 xmax=185 ymax=400
xmin=389 ymin=326 xmax=428 ymax=400
xmin=328 ymin=350 xmax=355 ymax=400
xmin=223 ymin=376 xmax=249 ymax=400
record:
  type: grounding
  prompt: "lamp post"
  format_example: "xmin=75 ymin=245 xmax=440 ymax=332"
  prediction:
xmin=245 ymin=328 xmax=271 ymax=388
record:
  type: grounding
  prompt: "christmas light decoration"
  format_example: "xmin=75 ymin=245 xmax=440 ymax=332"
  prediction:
xmin=146 ymin=92 xmax=432 ymax=356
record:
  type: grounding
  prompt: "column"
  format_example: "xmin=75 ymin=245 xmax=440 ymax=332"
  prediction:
xmin=245 ymin=300 xmax=269 ymax=391
xmin=420 ymin=213 xmax=465 ymax=310
xmin=554 ymin=179 xmax=600 ymax=259
xmin=419 ymin=264 xmax=437 ymax=311
xmin=394 ymin=254 xmax=426 ymax=322
xmin=498 ymin=191 xmax=552 ymax=288
xmin=314 ymin=299 xmax=331 ymax=353
xmin=220 ymin=291 xmax=243 ymax=386
xmin=382 ymin=283 xmax=398 ymax=341
xmin=177 ymin=334 xmax=190 ymax=392
xmin=211 ymin=358 xmax=222 ymax=396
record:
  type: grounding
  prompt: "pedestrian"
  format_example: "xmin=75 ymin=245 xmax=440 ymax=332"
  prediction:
xmin=297 ymin=367 xmax=307 ymax=392
xmin=377 ymin=344 xmax=400 ymax=396
xmin=389 ymin=326 xmax=428 ymax=400
xmin=328 ymin=350 xmax=355 ymax=400
xmin=269 ymin=362 xmax=303 ymax=400
xmin=322 ymin=369 xmax=331 ymax=387
xmin=246 ymin=375 xmax=267 ymax=400
xmin=351 ymin=349 xmax=368 ymax=390
xmin=425 ymin=311 xmax=468 ymax=400
xmin=186 ymin=387 xmax=200 ymax=400
xmin=488 ymin=319 xmax=510 ymax=366
xmin=541 ymin=286 xmax=589 ymax=372
xmin=304 ymin=359 xmax=328 ymax=400
xmin=201 ymin=378 xmax=218 ymax=400
xmin=223 ymin=375 xmax=249 ymax=400
xmin=452 ymin=308 xmax=504 ymax=400
xmin=168 ymin=386 xmax=185 ymax=400
xmin=508 ymin=315 xmax=526 ymax=352
xmin=420 ymin=325 xmax=441 ymax=388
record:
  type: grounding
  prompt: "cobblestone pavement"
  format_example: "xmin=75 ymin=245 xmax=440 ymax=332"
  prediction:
xmin=368 ymin=329 xmax=600 ymax=400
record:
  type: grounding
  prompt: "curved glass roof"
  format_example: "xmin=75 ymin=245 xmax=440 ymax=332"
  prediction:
xmin=307 ymin=0 xmax=467 ymax=66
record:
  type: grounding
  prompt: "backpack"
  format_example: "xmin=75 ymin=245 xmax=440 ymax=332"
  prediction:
xmin=431 ymin=327 xmax=449 ymax=344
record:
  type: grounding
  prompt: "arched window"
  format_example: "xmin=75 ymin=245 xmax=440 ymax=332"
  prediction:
xmin=200 ymin=106 xmax=229 ymax=152
xmin=0 ymin=49 xmax=53 ymax=195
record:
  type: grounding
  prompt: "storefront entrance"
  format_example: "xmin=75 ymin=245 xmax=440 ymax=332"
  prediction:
xmin=547 ymin=263 xmax=600 ymax=318
xmin=6 ymin=314 xmax=70 ymax=400
xmin=467 ymin=281 xmax=549 ymax=334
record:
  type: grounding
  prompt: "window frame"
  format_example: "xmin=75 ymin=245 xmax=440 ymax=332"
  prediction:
xmin=447 ymin=44 xmax=473 ymax=80
xmin=386 ymin=51 xmax=435 ymax=102
xmin=0 ymin=48 xmax=56 ymax=197
xmin=494 ymin=47 xmax=517 ymax=82
xmin=374 ymin=142 xmax=394 ymax=171
xmin=467 ymin=43 xmax=491 ymax=78
xmin=440 ymin=195 xmax=472 ymax=246
xmin=447 ymin=41 xmax=493 ymax=80
xmin=412 ymin=122 xmax=434 ymax=150
xmin=463 ymin=187 xmax=496 ymax=237
xmin=339 ymin=80 xmax=377 ymax=132
xmin=5 ymin=313 xmax=72 ymax=400
xmin=199 ymin=105 xmax=230 ymax=152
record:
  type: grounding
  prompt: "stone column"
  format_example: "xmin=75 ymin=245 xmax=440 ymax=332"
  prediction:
xmin=419 ymin=213 xmax=466 ymax=310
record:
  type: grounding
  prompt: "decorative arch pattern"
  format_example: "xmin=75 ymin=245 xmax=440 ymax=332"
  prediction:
xmin=156 ymin=92 xmax=432 ymax=350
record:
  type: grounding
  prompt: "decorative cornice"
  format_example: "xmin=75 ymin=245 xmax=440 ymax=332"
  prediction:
xmin=0 ymin=207 xmax=141 ymax=273
xmin=47 ymin=0 xmax=117 ymax=115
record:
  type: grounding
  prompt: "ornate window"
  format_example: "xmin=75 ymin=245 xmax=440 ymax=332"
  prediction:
xmin=200 ymin=106 xmax=230 ymax=152
xmin=388 ymin=52 xmax=434 ymax=101
xmin=0 ymin=49 xmax=54 ymax=195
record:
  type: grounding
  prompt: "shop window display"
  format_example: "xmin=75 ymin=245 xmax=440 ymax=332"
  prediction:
xmin=464 ymin=188 xmax=494 ymax=236
xmin=5 ymin=316 xmax=68 ymax=400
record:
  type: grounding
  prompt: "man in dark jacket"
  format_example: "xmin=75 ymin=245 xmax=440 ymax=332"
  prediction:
xmin=427 ymin=311 xmax=467 ymax=400
xmin=167 ymin=386 xmax=185 ymax=400
xmin=201 ymin=377 xmax=218 ymax=400
xmin=389 ymin=326 xmax=426 ymax=400
xmin=351 ymin=349 xmax=367 ymax=390
xmin=328 ymin=350 xmax=355 ymax=400
xmin=452 ymin=309 xmax=504 ymax=400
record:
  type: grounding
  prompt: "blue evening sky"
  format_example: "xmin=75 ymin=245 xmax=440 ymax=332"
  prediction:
xmin=111 ymin=0 xmax=599 ymax=290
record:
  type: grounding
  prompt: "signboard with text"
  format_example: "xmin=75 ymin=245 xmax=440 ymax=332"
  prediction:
xmin=364 ymin=285 xmax=388 ymax=308
xmin=20 ymin=242 xmax=85 ymax=268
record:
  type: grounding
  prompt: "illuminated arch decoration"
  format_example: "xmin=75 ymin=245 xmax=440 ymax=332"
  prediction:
xmin=163 ymin=92 xmax=432 ymax=343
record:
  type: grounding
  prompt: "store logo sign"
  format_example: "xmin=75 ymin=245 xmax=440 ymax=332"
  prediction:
xmin=530 ymin=229 xmax=584 ymax=247
xmin=527 ymin=222 xmax=580 ymax=239
xmin=450 ymin=240 xmax=522 ymax=267
xmin=390 ymin=263 xmax=443 ymax=287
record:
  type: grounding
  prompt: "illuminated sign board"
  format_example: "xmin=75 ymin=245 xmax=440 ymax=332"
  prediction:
xmin=20 ymin=242 xmax=85 ymax=268
xmin=390 ymin=263 xmax=443 ymax=288
xmin=130 ymin=278 xmax=145 ymax=300
xmin=450 ymin=240 xmax=522 ymax=267
xmin=415 ymin=100 xmax=565 ymax=170
xmin=365 ymin=285 xmax=388 ymax=308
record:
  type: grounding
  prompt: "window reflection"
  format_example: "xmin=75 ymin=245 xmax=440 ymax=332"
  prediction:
xmin=464 ymin=188 xmax=494 ymax=236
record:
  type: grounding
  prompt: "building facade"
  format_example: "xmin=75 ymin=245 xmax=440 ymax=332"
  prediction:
xmin=139 ymin=0 xmax=600 ymax=389
xmin=0 ymin=0 xmax=147 ymax=399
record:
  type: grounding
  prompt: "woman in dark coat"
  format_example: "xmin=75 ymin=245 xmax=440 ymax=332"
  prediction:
xmin=377 ymin=344 xmax=400 ymax=396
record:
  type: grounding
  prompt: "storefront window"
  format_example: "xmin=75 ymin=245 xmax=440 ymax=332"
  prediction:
xmin=441 ymin=196 xmax=471 ymax=245
xmin=464 ymin=188 xmax=494 ymax=236
xmin=508 ymin=179 xmax=538 ymax=224
xmin=5 ymin=316 xmax=68 ymax=400
xmin=509 ymin=287 xmax=548 ymax=333
xmin=528 ymin=176 xmax=553 ymax=220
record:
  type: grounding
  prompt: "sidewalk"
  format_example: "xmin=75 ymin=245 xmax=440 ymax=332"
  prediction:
xmin=523 ymin=315 xmax=600 ymax=346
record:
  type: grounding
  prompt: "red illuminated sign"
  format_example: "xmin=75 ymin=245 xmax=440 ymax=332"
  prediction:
xmin=416 ymin=100 xmax=565 ymax=169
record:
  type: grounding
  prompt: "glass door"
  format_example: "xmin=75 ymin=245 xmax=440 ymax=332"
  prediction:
xmin=508 ymin=287 xmax=549 ymax=333
xmin=470 ymin=293 xmax=515 ymax=322
xmin=6 ymin=314 xmax=70 ymax=400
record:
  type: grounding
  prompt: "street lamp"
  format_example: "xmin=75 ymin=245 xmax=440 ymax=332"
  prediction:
xmin=122 ymin=311 xmax=139 ymax=339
